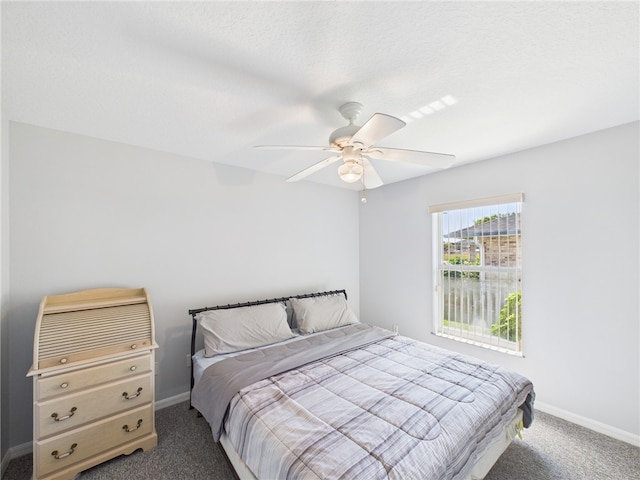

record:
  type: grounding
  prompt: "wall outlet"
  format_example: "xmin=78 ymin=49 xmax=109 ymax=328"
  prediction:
xmin=154 ymin=362 xmax=159 ymax=376
xmin=392 ymin=324 xmax=399 ymax=335
xmin=186 ymin=353 xmax=191 ymax=368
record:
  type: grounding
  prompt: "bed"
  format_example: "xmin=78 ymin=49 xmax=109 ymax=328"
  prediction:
xmin=189 ymin=290 xmax=534 ymax=480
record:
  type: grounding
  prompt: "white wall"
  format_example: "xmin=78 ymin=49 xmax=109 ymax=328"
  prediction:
xmin=360 ymin=121 xmax=639 ymax=443
xmin=5 ymin=122 xmax=361 ymax=447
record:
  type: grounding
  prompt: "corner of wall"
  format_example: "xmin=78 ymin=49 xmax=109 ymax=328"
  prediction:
xmin=1 ymin=116 xmax=11 ymax=469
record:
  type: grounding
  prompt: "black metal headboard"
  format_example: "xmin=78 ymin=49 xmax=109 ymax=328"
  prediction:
xmin=188 ymin=289 xmax=347 ymax=406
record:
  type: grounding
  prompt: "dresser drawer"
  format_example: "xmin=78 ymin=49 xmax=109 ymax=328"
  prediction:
xmin=36 ymin=373 xmax=152 ymax=438
xmin=36 ymin=404 xmax=153 ymax=478
xmin=37 ymin=353 xmax=152 ymax=400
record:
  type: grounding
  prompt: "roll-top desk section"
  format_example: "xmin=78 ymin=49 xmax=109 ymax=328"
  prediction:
xmin=28 ymin=288 xmax=158 ymax=480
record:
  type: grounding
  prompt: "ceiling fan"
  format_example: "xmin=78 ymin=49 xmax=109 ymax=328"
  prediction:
xmin=255 ymin=102 xmax=455 ymax=190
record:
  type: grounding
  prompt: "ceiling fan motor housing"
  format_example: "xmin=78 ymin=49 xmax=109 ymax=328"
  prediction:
xmin=329 ymin=124 xmax=361 ymax=148
xmin=329 ymin=101 xmax=365 ymax=148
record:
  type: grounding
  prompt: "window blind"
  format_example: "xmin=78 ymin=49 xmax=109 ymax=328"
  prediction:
xmin=431 ymin=194 xmax=523 ymax=354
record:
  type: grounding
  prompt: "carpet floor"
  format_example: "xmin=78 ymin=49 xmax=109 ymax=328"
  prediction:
xmin=3 ymin=402 xmax=639 ymax=479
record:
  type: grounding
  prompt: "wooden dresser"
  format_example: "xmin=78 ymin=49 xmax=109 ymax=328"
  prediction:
xmin=27 ymin=287 xmax=158 ymax=480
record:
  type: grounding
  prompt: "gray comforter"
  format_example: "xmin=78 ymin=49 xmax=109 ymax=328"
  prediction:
xmin=192 ymin=323 xmax=534 ymax=479
xmin=192 ymin=323 xmax=395 ymax=441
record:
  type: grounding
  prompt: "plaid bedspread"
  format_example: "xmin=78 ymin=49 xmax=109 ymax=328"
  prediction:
xmin=222 ymin=331 xmax=534 ymax=480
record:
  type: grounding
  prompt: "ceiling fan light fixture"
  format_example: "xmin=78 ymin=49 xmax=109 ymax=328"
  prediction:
xmin=338 ymin=161 xmax=363 ymax=183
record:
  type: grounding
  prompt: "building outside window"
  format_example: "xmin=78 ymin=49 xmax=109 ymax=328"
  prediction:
xmin=430 ymin=194 xmax=523 ymax=355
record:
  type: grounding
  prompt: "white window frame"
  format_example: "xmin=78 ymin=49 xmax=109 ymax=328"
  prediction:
xmin=430 ymin=193 xmax=524 ymax=356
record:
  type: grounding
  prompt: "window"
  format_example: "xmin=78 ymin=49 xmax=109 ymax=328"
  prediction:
xmin=430 ymin=194 xmax=523 ymax=355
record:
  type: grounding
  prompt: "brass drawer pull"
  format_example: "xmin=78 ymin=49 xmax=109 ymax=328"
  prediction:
xmin=122 ymin=419 xmax=143 ymax=433
xmin=129 ymin=365 xmax=137 ymax=371
xmin=51 ymin=443 xmax=77 ymax=460
xmin=60 ymin=382 xmax=69 ymax=389
xmin=122 ymin=387 xmax=143 ymax=400
xmin=51 ymin=407 xmax=77 ymax=422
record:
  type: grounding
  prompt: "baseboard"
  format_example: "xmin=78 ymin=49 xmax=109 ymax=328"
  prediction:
xmin=155 ymin=391 xmax=190 ymax=410
xmin=1 ymin=440 xmax=32 ymax=477
xmin=0 ymin=392 xmax=191 ymax=477
xmin=535 ymin=401 xmax=640 ymax=447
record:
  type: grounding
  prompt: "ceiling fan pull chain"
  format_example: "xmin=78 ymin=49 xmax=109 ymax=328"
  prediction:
xmin=360 ymin=168 xmax=367 ymax=204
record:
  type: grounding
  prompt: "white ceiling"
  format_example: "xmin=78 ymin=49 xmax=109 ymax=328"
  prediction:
xmin=2 ymin=1 xmax=638 ymax=190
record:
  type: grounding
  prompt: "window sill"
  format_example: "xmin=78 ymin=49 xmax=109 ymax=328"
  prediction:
xmin=433 ymin=331 xmax=524 ymax=357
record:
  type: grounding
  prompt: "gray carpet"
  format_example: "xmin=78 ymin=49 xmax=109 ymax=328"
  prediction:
xmin=3 ymin=402 xmax=639 ymax=479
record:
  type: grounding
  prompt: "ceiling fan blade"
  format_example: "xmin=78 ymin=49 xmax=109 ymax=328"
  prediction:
xmin=286 ymin=156 xmax=342 ymax=182
xmin=350 ymin=113 xmax=406 ymax=148
xmin=362 ymin=158 xmax=384 ymax=189
xmin=254 ymin=145 xmax=335 ymax=151
xmin=366 ymin=147 xmax=455 ymax=168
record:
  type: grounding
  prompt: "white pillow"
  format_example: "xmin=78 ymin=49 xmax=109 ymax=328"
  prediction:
xmin=290 ymin=295 xmax=359 ymax=334
xmin=197 ymin=302 xmax=294 ymax=357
